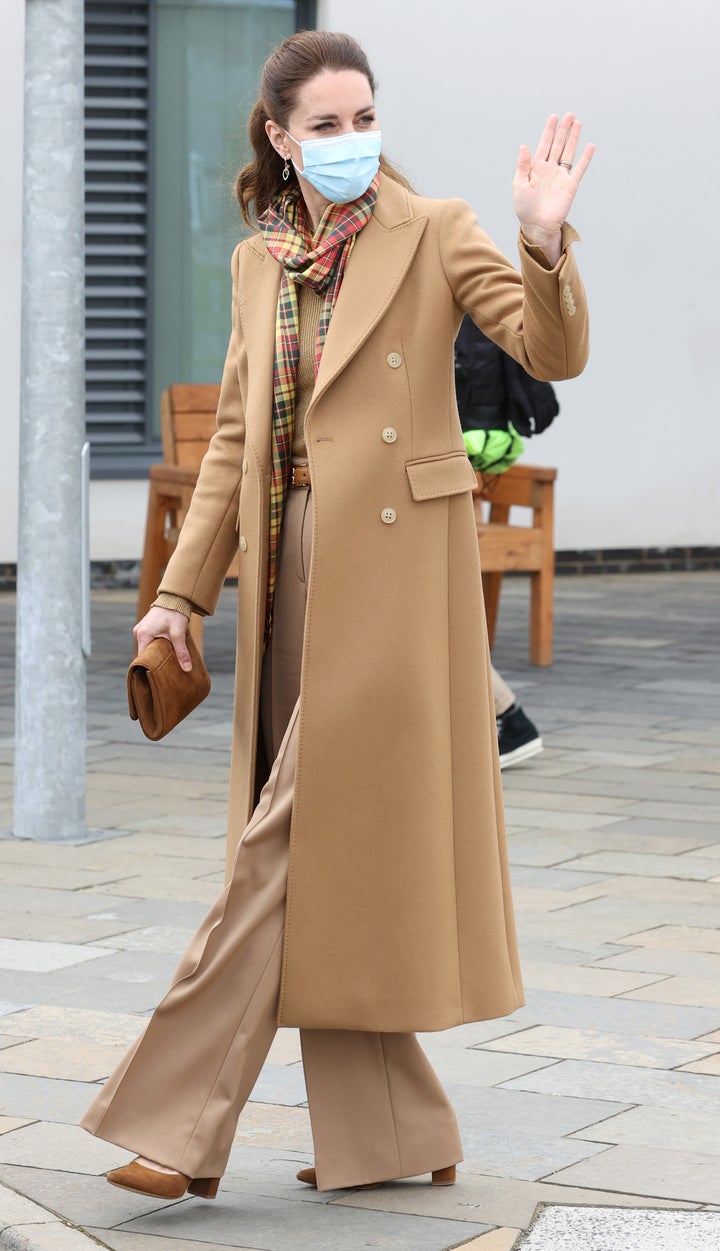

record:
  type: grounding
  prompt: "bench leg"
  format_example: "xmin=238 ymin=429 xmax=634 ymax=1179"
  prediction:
xmin=137 ymin=482 xmax=174 ymax=626
xmin=529 ymin=568 xmax=553 ymax=665
xmin=529 ymin=481 xmax=555 ymax=665
xmin=482 ymin=572 xmax=503 ymax=651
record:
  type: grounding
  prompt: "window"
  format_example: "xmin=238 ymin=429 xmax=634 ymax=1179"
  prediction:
xmin=85 ymin=0 xmax=150 ymax=467
xmin=85 ymin=0 xmax=315 ymax=476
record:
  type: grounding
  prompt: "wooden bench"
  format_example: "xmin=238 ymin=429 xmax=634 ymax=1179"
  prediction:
xmin=473 ymin=463 xmax=557 ymax=666
xmin=136 ymin=384 xmax=231 ymax=644
xmin=137 ymin=385 xmax=556 ymax=663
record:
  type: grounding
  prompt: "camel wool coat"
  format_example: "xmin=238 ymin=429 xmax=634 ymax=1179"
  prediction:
xmin=158 ymin=173 xmax=589 ymax=1033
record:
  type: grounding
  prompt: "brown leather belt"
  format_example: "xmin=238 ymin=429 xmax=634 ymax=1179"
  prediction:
xmin=290 ymin=464 xmax=311 ymax=488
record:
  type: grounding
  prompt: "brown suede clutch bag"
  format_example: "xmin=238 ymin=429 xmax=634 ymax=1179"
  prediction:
xmin=127 ymin=634 xmax=211 ymax=741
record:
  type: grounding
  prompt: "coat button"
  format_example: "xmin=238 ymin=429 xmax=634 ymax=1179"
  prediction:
xmin=381 ymin=427 xmax=398 ymax=443
xmin=239 ymin=536 xmax=248 ymax=552
xmin=242 ymin=458 xmax=248 ymax=474
xmin=386 ymin=352 xmax=402 ymax=369
xmin=380 ymin=508 xmax=397 ymax=525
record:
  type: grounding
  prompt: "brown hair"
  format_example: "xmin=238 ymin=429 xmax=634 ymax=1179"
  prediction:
xmin=236 ymin=29 xmax=414 ymax=226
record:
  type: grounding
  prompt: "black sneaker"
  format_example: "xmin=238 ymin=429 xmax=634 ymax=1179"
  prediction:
xmin=497 ymin=703 xmax=543 ymax=769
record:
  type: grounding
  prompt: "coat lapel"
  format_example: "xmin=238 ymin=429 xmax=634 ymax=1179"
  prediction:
xmin=237 ymin=237 xmax=280 ymax=473
xmin=237 ymin=175 xmax=428 ymax=456
xmin=309 ymin=177 xmax=428 ymax=413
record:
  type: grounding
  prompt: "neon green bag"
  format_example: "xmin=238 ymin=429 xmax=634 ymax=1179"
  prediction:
xmin=462 ymin=423 xmax=525 ymax=473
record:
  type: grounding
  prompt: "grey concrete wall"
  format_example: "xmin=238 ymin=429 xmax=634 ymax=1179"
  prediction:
xmin=318 ymin=0 xmax=720 ymax=550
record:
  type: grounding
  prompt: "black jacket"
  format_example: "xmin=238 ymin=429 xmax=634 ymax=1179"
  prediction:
xmin=454 ymin=314 xmax=559 ymax=437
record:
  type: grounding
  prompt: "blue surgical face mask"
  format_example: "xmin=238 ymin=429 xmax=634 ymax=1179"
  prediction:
xmin=286 ymin=129 xmax=382 ymax=204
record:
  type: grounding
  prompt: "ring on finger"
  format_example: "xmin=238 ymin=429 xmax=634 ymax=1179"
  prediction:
xmin=559 ymin=160 xmax=573 ymax=170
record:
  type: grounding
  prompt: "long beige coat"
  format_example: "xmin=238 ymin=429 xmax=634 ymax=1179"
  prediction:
xmin=159 ymin=173 xmax=589 ymax=1033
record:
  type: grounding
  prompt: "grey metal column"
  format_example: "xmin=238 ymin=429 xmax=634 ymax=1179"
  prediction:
xmin=14 ymin=0 xmax=87 ymax=841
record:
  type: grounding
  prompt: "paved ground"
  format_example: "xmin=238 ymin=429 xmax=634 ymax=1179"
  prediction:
xmin=0 ymin=571 xmax=719 ymax=1251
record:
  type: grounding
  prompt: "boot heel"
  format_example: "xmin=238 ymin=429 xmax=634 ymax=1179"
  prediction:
xmin=187 ymin=1177 xmax=220 ymax=1199
xmin=431 ymin=1165 xmax=456 ymax=1186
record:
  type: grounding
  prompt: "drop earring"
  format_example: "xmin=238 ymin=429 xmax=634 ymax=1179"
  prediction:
xmin=282 ymin=157 xmax=290 ymax=182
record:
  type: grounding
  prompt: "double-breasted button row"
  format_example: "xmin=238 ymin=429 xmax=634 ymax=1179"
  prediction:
xmin=380 ymin=421 xmax=399 ymax=520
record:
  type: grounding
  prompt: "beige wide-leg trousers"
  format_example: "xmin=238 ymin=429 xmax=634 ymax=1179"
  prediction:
xmin=81 ymin=484 xmax=462 ymax=1191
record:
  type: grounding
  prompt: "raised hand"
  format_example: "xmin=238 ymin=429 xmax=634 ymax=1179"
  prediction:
xmin=513 ymin=113 xmax=595 ymax=264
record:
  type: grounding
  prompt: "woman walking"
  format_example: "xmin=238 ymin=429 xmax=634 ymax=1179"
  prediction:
xmin=81 ymin=29 xmax=593 ymax=1199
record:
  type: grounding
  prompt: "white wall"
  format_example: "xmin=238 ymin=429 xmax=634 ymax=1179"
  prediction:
xmin=0 ymin=1 xmax=25 ymax=564
xmin=2 ymin=1 xmax=718 ymax=561
xmin=319 ymin=0 xmax=720 ymax=550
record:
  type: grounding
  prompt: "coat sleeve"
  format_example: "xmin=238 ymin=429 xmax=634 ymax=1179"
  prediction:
xmin=439 ymin=198 xmax=589 ymax=381
xmin=157 ymin=243 xmax=246 ymax=616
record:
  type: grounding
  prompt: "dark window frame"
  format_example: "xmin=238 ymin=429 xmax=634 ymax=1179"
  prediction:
xmin=87 ymin=0 xmax=317 ymax=479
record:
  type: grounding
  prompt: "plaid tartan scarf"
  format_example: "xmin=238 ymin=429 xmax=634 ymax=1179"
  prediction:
xmin=258 ymin=176 xmax=379 ymax=641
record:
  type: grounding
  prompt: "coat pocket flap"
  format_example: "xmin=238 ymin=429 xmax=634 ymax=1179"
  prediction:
xmin=406 ymin=452 xmax=477 ymax=501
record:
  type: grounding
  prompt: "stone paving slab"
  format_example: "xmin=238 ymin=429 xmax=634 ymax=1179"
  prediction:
xmin=0 ymin=1121 xmax=129 ymax=1174
xmin=544 ymin=1144 xmax=720 ymax=1205
xmin=0 ymin=915 xmax=143 ymax=946
xmin=0 ymin=1119 xmax=32 ymax=1137
xmin=618 ymin=924 xmax=720 ymax=954
xmin=518 ymin=960 xmax=662 ymax=996
xmin=0 ymin=1038 xmax=128 ymax=1082
xmin=85 ymin=900 xmax=209 ymax=930
xmin=0 ymin=1074 xmax=103 ymax=1126
xmin=515 ymin=761 xmax=720 ymax=793
xmin=504 ymin=865 xmax=611 ymax=890
xmin=609 ymin=875 xmax=720 ymax=907
xmin=482 ymin=1024 xmax=720 ymax=1069
xmin=115 ymin=1192 xmax=490 ymax=1250
xmin=518 ymin=1205 xmax=720 ymax=1251
xmin=0 ymin=886 xmax=149 ymax=921
xmin=569 ymin=1102 xmax=720 ymax=1156
xmin=62 ymin=950 xmax=181 ymax=986
xmin=407 ymin=1046 xmax=557 ymax=1089
xmin=678 ymin=1054 xmax=720 ymax=1075
xmin=0 ymin=1007 xmax=147 ymax=1047
xmin=338 ymin=1171 xmax=699 ymax=1231
xmin=456 ymin=1233 xmax=520 ymax=1251
xmin=502 ymin=1059 xmax=720 ymax=1110
xmin=621 ymin=975 xmax=720 ymax=1007
xmin=232 ymin=1103 xmax=314 ymax=1153
xmin=0 ymin=1165 xmax=185 ymax=1231
xmin=515 ymin=895 xmax=720 ymax=941
xmin=558 ymin=850 xmax=720 ymax=880
xmin=246 ymin=1064 xmax=307 ymax=1107
xmin=87 ymin=1233 xmax=256 ymax=1251
xmin=0 ymin=970 xmax=167 ymax=1015
xmin=0 ymin=1181 xmax=113 ymax=1250
xmin=90 ymin=928 xmax=197 ymax=956
xmin=498 ymin=988 xmax=720 ymax=1039
xmin=0 ymin=939 xmax=115 ymax=975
